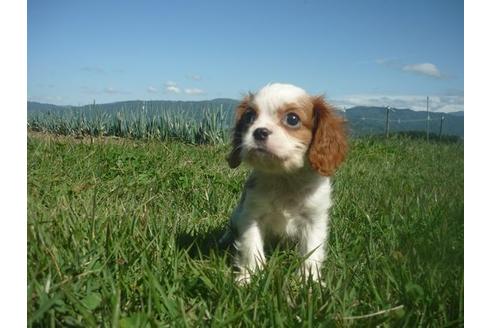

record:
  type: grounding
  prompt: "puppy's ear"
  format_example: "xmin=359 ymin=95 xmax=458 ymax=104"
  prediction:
xmin=308 ymin=96 xmax=348 ymax=176
xmin=227 ymin=96 xmax=251 ymax=168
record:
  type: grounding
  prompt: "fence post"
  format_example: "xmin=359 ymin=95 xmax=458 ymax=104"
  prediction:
xmin=439 ymin=115 xmax=445 ymax=140
xmin=385 ymin=106 xmax=390 ymax=138
xmin=426 ymin=96 xmax=430 ymax=142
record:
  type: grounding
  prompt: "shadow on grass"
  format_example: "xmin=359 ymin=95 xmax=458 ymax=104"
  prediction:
xmin=175 ymin=226 xmax=235 ymax=259
xmin=175 ymin=226 xmax=300 ymax=264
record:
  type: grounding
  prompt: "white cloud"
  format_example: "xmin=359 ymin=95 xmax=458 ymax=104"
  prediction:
xmin=164 ymin=81 xmax=181 ymax=93
xmin=187 ymin=74 xmax=202 ymax=81
xmin=376 ymin=59 xmax=445 ymax=79
xmin=166 ymin=85 xmax=181 ymax=94
xmin=184 ymin=88 xmax=205 ymax=95
xmin=375 ymin=58 xmax=398 ymax=67
xmin=104 ymin=87 xmax=130 ymax=95
xmin=28 ymin=95 xmax=64 ymax=103
xmin=80 ymin=86 xmax=130 ymax=95
xmin=147 ymin=86 xmax=158 ymax=93
xmin=331 ymin=93 xmax=463 ymax=113
xmin=375 ymin=58 xmax=404 ymax=70
xmin=402 ymin=63 xmax=442 ymax=78
xmin=104 ymin=87 xmax=117 ymax=94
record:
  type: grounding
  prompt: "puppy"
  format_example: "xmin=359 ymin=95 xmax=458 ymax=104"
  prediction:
xmin=222 ymin=83 xmax=347 ymax=283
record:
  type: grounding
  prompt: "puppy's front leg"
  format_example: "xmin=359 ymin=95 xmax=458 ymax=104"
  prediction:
xmin=234 ymin=222 xmax=265 ymax=284
xmin=299 ymin=218 xmax=328 ymax=281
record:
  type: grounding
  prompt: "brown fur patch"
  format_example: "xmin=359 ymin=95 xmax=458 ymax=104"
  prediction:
xmin=227 ymin=96 xmax=256 ymax=168
xmin=276 ymin=98 xmax=314 ymax=146
xmin=308 ymin=96 xmax=348 ymax=176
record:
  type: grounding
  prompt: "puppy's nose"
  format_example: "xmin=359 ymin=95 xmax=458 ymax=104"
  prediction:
xmin=253 ymin=127 xmax=272 ymax=141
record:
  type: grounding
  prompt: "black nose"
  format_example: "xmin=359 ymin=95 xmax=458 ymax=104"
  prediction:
xmin=253 ymin=128 xmax=272 ymax=141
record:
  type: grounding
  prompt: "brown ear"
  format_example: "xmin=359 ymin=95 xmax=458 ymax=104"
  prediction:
xmin=308 ymin=96 xmax=348 ymax=176
xmin=227 ymin=96 xmax=251 ymax=168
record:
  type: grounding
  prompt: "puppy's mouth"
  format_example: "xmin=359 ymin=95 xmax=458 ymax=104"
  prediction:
xmin=247 ymin=146 xmax=283 ymax=161
xmin=252 ymin=146 xmax=271 ymax=155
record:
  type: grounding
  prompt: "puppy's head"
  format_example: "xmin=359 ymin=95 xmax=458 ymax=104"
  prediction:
xmin=227 ymin=83 xmax=347 ymax=176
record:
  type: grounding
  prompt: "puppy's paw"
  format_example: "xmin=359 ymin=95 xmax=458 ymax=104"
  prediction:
xmin=298 ymin=265 xmax=324 ymax=285
xmin=234 ymin=271 xmax=252 ymax=285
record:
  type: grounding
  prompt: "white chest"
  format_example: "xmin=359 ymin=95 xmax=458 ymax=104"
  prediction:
xmin=243 ymin=175 xmax=332 ymax=238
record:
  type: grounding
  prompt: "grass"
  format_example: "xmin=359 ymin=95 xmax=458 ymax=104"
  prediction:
xmin=27 ymin=133 xmax=463 ymax=327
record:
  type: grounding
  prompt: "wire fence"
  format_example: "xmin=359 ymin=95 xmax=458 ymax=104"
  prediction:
xmin=339 ymin=106 xmax=463 ymax=140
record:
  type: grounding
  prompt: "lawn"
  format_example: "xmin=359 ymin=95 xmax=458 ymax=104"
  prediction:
xmin=27 ymin=133 xmax=463 ymax=327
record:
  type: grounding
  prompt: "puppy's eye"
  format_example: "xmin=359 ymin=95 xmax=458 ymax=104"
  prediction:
xmin=243 ymin=109 xmax=256 ymax=124
xmin=284 ymin=112 xmax=301 ymax=128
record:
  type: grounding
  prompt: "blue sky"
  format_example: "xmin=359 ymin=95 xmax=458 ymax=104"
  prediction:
xmin=27 ymin=0 xmax=464 ymax=112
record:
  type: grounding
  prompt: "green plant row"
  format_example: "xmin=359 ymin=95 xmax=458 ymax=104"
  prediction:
xmin=28 ymin=104 xmax=231 ymax=145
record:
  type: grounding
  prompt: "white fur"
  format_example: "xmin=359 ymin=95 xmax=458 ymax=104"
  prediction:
xmin=230 ymin=170 xmax=332 ymax=283
xmin=254 ymin=83 xmax=308 ymax=114
xmin=225 ymin=83 xmax=335 ymax=283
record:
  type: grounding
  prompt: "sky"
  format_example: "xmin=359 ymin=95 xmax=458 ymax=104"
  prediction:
xmin=27 ymin=0 xmax=464 ymax=112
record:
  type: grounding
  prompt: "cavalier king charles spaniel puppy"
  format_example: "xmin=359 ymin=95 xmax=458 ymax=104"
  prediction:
xmin=221 ymin=83 xmax=347 ymax=283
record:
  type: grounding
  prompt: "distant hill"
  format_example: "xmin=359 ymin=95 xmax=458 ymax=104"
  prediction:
xmin=447 ymin=111 xmax=464 ymax=117
xmin=27 ymin=100 xmax=464 ymax=138
xmin=28 ymin=101 xmax=74 ymax=112
xmin=27 ymin=99 xmax=238 ymax=114
xmin=343 ymin=106 xmax=464 ymax=137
